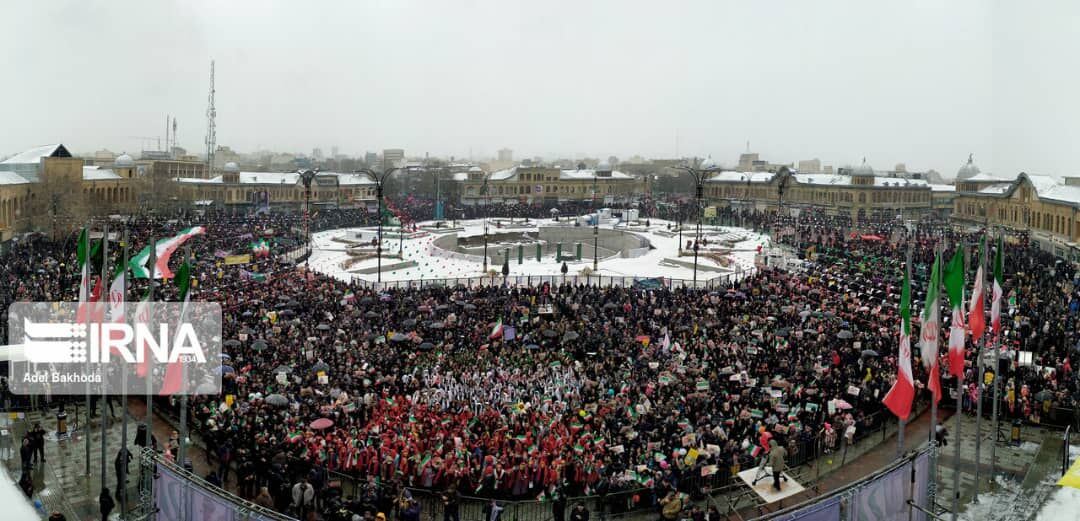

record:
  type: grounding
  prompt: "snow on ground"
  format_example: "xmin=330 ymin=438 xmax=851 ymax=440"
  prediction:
xmin=1034 ymin=444 xmax=1080 ymax=520
xmin=306 ymin=218 xmax=770 ymax=284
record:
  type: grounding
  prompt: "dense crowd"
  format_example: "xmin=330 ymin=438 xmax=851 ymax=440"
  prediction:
xmin=1 ymin=206 xmax=1078 ymax=521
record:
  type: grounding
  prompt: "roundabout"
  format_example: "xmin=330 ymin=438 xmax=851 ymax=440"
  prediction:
xmin=305 ymin=216 xmax=771 ymax=284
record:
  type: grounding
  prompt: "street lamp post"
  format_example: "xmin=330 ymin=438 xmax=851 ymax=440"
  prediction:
xmin=676 ymin=159 xmax=720 ymax=286
xmin=482 ymin=173 xmax=491 ymax=273
xmin=593 ymin=172 xmax=599 ymax=272
xmin=357 ymin=167 xmax=400 ymax=283
xmin=300 ymin=169 xmax=318 ymax=249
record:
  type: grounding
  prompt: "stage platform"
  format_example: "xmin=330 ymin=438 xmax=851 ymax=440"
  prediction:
xmin=736 ymin=466 xmax=806 ymax=503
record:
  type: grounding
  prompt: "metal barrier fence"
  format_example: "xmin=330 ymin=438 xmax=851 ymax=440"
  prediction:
xmin=349 ymin=271 xmax=756 ymax=291
xmin=135 ymin=447 xmax=295 ymax=521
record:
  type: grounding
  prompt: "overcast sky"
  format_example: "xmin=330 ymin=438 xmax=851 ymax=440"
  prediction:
xmin=1 ymin=1 xmax=1076 ymax=178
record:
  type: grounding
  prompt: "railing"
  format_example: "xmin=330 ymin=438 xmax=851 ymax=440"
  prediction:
xmin=135 ymin=446 xmax=295 ymax=521
xmin=349 ymin=270 xmax=757 ymax=291
xmin=279 ymin=244 xmax=312 ymax=264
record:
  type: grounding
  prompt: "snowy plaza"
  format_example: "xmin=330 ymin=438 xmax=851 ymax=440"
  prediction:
xmin=305 ymin=215 xmax=773 ymax=285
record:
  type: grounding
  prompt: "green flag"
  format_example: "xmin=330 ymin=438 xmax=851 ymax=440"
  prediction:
xmin=943 ymin=248 xmax=965 ymax=309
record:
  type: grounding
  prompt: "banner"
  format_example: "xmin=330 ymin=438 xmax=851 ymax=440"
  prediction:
xmin=850 ymin=461 xmax=911 ymax=521
xmin=768 ymin=496 xmax=841 ymax=521
xmin=224 ymin=254 xmax=251 ymax=265
xmin=156 ymin=465 xmax=242 ymax=521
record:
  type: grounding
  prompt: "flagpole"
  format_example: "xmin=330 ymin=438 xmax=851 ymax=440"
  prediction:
xmin=928 ymin=238 xmax=941 ymax=512
xmin=952 ymin=242 xmax=968 ymax=521
xmin=898 ymin=238 xmax=913 ymax=458
xmin=973 ymin=234 xmax=987 ymax=504
xmin=120 ymin=225 xmax=130 ymax=517
xmin=177 ymin=245 xmax=191 ymax=468
xmin=84 ymin=224 xmax=93 ymax=478
xmin=100 ymin=222 xmax=110 ymax=493
xmin=144 ymin=237 xmax=157 ymax=448
xmin=989 ymin=231 xmax=1002 ymax=486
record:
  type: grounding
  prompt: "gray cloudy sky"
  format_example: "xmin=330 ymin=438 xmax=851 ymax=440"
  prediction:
xmin=1 ymin=1 xmax=1076 ymax=177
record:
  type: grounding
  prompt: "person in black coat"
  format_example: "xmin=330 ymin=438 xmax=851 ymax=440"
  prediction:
xmin=99 ymin=487 xmax=115 ymax=521
xmin=569 ymin=503 xmax=589 ymax=521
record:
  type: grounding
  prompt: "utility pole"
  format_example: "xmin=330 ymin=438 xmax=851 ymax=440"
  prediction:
xmin=205 ymin=60 xmax=217 ymax=176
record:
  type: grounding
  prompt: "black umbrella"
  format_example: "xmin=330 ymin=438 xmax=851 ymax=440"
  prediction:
xmin=419 ymin=342 xmax=435 ymax=351
xmin=430 ymin=322 xmax=445 ymax=330
xmin=861 ymin=349 xmax=879 ymax=358
xmin=390 ymin=333 xmax=408 ymax=342
xmin=403 ymin=319 xmax=418 ymax=328
xmin=603 ymin=302 xmax=618 ymax=310
xmin=775 ymin=328 xmax=790 ymax=338
xmin=280 ymin=309 xmax=296 ymax=317
xmin=837 ymin=330 xmax=853 ymax=340
xmin=542 ymin=329 xmax=559 ymax=338
xmin=265 ymin=394 xmax=289 ymax=407
xmin=562 ymin=331 xmax=580 ymax=342
xmin=251 ymin=339 xmax=268 ymax=351
xmin=360 ymin=297 xmax=374 ymax=305
xmin=241 ymin=311 xmax=254 ymax=317
xmin=274 ymin=365 xmax=292 ymax=374
xmin=463 ymin=304 xmax=477 ymax=311
xmin=241 ymin=327 xmax=256 ymax=335
xmin=312 ymin=361 xmax=330 ymax=373
xmin=525 ymin=344 xmax=540 ymax=350
xmin=224 ymin=339 xmax=241 ymax=348
xmin=364 ymin=311 xmax=379 ymax=319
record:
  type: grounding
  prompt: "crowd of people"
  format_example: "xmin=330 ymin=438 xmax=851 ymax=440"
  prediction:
xmin=1 ymin=204 xmax=1078 ymax=521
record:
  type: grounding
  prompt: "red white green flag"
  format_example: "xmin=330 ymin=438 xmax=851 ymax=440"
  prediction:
xmin=882 ymin=261 xmax=914 ymax=419
xmin=944 ymin=248 xmax=966 ymax=378
xmin=969 ymin=236 xmax=986 ymax=341
xmin=920 ymin=252 xmax=943 ymax=403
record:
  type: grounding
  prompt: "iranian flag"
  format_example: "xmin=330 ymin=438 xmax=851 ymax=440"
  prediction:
xmin=159 ymin=260 xmax=193 ymax=396
xmin=133 ymin=290 xmax=152 ymax=377
xmin=991 ymin=235 xmax=1004 ymax=336
xmin=920 ymin=252 xmax=943 ymax=403
xmin=75 ymin=228 xmax=105 ymax=324
xmin=129 ymin=227 xmax=205 ymax=279
xmin=882 ymin=261 xmax=914 ymax=419
xmin=969 ymin=237 xmax=986 ymax=341
xmin=944 ymin=248 xmax=966 ymax=378
xmin=488 ymin=319 xmax=504 ymax=340
xmin=108 ymin=264 xmax=126 ymax=322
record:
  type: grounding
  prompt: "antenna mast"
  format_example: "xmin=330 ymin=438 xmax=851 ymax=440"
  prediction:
xmin=205 ymin=60 xmax=217 ymax=175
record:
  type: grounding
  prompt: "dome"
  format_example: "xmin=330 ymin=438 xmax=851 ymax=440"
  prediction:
xmin=701 ymin=157 xmax=721 ymax=170
xmin=223 ymin=161 xmax=240 ymax=173
xmin=596 ymin=162 xmax=612 ymax=171
xmin=852 ymin=158 xmax=873 ymax=176
xmin=115 ymin=154 xmax=134 ymax=167
xmin=468 ymin=166 xmax=482 ymax=172
xmin=956 ymin=154 xmax=980 ymax=182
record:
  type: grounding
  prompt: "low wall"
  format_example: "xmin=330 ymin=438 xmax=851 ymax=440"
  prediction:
xmin=349 ymin=260 xmax=418 ymax=274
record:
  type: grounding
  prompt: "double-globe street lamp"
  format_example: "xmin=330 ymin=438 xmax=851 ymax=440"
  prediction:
xmin=356 ymin=167 xmax=401 ymax=283
xmin=299 ymin=169 xmax=318 ymax=250
xmin=675 ymin=158 xmax=721 ymax=286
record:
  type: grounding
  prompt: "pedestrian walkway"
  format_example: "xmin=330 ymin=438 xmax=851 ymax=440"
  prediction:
xmin=1 ymin=398 xmax=215 ymax=520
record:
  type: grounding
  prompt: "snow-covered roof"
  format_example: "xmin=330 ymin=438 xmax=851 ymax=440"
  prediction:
xmin=335 ymin=173 xmax=376 ymax=186
xmin=0 ymin=144 xmax=66 ymax=165
xmin=240 ymin=172 xmax=299 ymax=184
xmin=1038 ymin=184 xmax=1080 ymax=205
xmin=0 ymin=171 xmax=29 ymax=185
xmin=1024 ymin=174 xmax=1059 ymax=196
xmin=707 ymin=171 xmax=776 ymax=183
xmin=82 ymin=166 xmax=121 ymax=180
xmin=176 ymin=176 xmax=223 ymax=184
xmin=489 ymin=167 xmax=517 ymax=181
xmin=977 ymin=183 xmax=1012 ymax=195
xmin=452 ymin=172 xmax=469 ymax=182
xmin=792 ymin=173 xmax=847 ymax=185
xmin=874 ymin=177 xmax=928 ymax=187
xmin=965 ymin=172 xmax=1014 ymax=183
xmin=928 ymin=184 xmax=955 ymax=192
xmin=559 ymin=169 xmax=634 ymax=180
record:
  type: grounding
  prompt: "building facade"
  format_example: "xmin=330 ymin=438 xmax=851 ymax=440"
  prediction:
xmin=703 ymin=162 xmax=939 ymax=220
xmin=459 ymin=165 xmax=645 ymax=206
xmin=952 ymin=171 xmax=1080 ymax=258
xmin=175 ymin=162 xmax=377 ymax=210
xmin=0 ymin=144 xmax=137 ymax=240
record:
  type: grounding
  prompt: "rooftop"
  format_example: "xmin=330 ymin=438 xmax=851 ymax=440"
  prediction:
xmin=0 ymin=144 xmax=71 ymax=165
xmin=82 ymin=166 xmax=122 ymax=181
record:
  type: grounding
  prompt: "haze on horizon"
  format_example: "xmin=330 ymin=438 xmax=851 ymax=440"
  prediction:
xmin=1 ymin=0 xmax=1077 ymax=178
